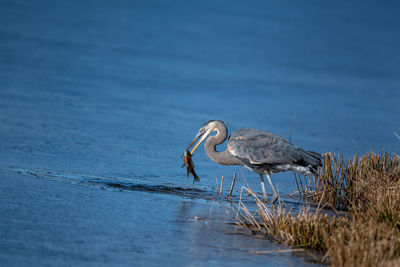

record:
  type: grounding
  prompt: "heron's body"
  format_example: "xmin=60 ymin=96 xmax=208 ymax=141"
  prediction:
xmin=187 ymin=120 xmax=322 ymax=202
xmin=227 ymin=128 xmax=322 ymax=175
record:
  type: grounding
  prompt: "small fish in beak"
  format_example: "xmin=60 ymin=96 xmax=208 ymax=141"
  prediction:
xmin=182 ymin=149 xmax=200 ymax=182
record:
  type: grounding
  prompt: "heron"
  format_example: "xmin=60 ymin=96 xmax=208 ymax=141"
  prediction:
xmin=186 ymin=120 xmax=322 ymax=203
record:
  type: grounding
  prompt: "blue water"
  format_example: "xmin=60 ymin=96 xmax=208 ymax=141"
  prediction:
xmin=1 ymin=0 xmax=399 ymax=266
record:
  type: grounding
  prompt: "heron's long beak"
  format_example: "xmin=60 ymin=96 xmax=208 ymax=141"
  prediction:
xmin=187 ymin=129 xmax=212 ymax=155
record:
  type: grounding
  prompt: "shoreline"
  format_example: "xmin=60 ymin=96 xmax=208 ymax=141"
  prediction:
xmin=236 ymin=152 xmax=400 ymax=266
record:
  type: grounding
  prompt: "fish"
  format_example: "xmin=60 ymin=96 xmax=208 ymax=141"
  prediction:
xmin=182 ymin=149 xmax=200 ymax=182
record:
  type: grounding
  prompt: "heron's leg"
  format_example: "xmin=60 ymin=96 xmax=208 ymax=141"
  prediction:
xmin=259 ymin=174 xmax=268 ymax=201
xmin=264 ymin=171 xmax=278 ymax=203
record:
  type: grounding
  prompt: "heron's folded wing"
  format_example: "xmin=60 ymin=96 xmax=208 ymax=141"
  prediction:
xmin=227 ymin=129 xmax=303 ymax=165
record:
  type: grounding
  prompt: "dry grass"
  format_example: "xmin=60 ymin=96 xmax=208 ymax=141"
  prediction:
xmin=236 ymin=152 xmax=400 ymax=266
xmin=295 ymin=152 xmax=400 ymax=210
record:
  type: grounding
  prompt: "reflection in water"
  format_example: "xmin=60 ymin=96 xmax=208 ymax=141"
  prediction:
xmin=9 ymin=166 xmax=307 ymax=211
xmin=6 ymin=166 xmax=331 ymax=266
xmin=8 ymin=165 xmax=325 ymax=264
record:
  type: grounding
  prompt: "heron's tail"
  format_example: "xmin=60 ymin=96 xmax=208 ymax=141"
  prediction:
xmin=302 ymin=150 xmax=323 ymax=176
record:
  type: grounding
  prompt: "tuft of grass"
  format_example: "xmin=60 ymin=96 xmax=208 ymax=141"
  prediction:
xmin=295 ymin=152 xmax=400 ymax=210
xmin=236 ymin=152 xmax=400 ymax=266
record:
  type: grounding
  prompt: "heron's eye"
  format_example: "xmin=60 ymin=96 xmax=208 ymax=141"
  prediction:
xmin=200 ymin=128 xmax=205 ymax=132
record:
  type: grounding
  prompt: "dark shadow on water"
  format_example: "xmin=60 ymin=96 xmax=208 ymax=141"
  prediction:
xmin=6 ymin=166 xmax=235 ymax=201
xmin=5 ymin=166 xmax=322 ymax=214
xmin=104 ymin=181 xmax=215 ymax=199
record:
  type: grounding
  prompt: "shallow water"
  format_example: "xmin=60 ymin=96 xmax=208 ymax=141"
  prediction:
xmin=1 ymin=0 xmax=399 ymax=266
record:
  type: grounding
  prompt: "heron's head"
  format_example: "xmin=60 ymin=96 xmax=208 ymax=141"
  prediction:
xmin=186 ymin=120 xmax=223 ymax=155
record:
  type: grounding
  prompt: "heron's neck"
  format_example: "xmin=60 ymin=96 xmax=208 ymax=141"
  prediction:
xmin=204 ymin=123 xmax=241 ymax=166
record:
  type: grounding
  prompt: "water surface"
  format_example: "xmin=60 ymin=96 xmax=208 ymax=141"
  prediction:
xmin=0 ymin=0 xmax=399 ymax=266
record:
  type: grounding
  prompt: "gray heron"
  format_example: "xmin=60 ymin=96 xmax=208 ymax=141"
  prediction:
xmin=186 ymin=120 xmax=322 ymax=203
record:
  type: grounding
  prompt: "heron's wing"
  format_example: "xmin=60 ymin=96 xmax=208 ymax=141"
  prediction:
xmin=227 ymin=128 xmax=304 ymax=165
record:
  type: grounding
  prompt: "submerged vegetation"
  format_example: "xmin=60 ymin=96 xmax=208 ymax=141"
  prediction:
xmin=235 ymin=152 xmax=400 ymax=266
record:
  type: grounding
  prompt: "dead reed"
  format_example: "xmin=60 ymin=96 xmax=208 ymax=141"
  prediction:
xmin=295 ymin=152 xmax=400 ymax=210
xmin=236 ymin=152 xmax=400 ymax=266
